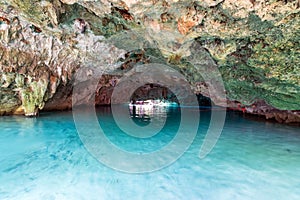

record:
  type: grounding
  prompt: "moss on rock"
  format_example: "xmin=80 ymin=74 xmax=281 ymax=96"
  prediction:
xmin=20 ymin=78 xmax=48 ymax=116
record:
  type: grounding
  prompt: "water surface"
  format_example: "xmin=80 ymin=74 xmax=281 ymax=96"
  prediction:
xmin=0 ymin=107 xmax=299 ymax=200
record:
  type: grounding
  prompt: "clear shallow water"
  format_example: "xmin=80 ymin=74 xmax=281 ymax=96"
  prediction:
xmin=0 ymin=107 xmax=299 ymax=200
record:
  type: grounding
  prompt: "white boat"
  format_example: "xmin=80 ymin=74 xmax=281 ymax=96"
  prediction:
xmin=129 ymin=100 xmax=178 ymax=107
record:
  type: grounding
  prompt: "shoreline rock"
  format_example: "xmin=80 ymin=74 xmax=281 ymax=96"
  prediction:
xmin=228 ymin=100 xmax=300 ymax=125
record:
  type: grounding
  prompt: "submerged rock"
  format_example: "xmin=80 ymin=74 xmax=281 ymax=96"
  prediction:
xmin=0 ymin=0 xmax=299 ymax=124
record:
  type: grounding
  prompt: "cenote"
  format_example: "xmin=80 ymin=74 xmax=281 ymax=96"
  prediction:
xmin=1 ymin=0 xmax=300 ymax=199
xmin=0 ymin=106 xmax=300 ymax=200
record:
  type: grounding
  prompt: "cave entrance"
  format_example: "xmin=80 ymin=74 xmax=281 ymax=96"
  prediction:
xmin=128 ymin=84 xmax=178 ymax=126
xmin=129 ymin=83 xmax=179 ymax=106
xmin=128 ymin=83 xmax=212 ymax=108
xmin=196 ymin=94 xmax=212 ymax=107
xmin=127 ymin=84 xmax=212 ymax=125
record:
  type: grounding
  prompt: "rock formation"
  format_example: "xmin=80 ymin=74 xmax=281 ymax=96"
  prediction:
xmin=0 ymin=0 xmax=299 ymax=124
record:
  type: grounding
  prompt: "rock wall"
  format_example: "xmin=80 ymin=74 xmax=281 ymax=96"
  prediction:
xmin=0 ymin=0 xmax=299 ymax=123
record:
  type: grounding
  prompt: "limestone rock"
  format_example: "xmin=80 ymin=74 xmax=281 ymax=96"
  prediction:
xmin=0 ymin=0 xmax=299 ymax=124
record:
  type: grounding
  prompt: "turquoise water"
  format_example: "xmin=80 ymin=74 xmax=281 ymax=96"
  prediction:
xmin=0 ymin=107 xmax=300 ymax=200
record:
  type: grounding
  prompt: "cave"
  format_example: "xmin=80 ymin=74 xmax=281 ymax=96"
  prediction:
xmin=0 ymin=0 xmax=299 ymax=199
xmin=129 ymin=83 xmax=178 ymax=105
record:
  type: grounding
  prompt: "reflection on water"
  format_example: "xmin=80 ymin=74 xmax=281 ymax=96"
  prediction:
xmin=130 ymin=105 xmax=151 ymax=126
xmin=129 ymin=104 xmax=171 ymax=126
xmin=0 ymin=109 xmax=300 ymax=199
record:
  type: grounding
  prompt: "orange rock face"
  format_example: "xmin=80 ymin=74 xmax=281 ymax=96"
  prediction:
xmin=177 ymin=16 xmax=196 ymax=35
